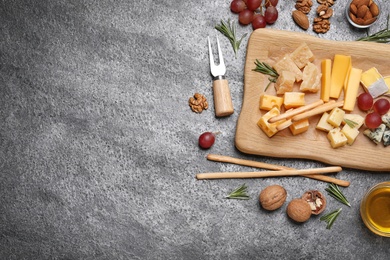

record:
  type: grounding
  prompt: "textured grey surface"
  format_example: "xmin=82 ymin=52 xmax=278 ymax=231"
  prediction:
xmin=1 ymin=0 xmax=390 ymax=259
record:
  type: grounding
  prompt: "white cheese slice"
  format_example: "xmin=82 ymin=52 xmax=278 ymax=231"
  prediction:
xmin=367 ymin=78 xmax=388 ymax=98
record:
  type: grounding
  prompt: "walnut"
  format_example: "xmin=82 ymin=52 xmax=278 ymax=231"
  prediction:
xmin=287 ymin=198 xmax=312 ymax=223
xmin=317 ymin=0 xmax=334 ymax=6
xmin=295 ymin=0 xmax=313 ymax=14
xmin=259 ymin=185 xmax=287 ymax=211
xmin=301 ymin=190 xmax=327 ymax=215
xmin=189 ymin=93 xmax=208 ymax=113
xmin=313 ymin=17 xmax=331 ymax=33
xmin=317 ymin=4 xmax=333 ymax=19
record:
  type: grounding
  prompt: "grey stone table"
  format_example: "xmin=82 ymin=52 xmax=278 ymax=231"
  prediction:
xmin=1 ymin=1 xmax=389 ymax=259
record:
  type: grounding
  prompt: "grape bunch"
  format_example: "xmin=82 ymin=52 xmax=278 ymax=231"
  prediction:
xmin=357 ymin=93 xmax=390 ymax=129
xmin=230 ymin=0 xmax=279 ymax=30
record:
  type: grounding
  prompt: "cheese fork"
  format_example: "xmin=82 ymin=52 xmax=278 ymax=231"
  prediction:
xmin=208 ymin=36 xmax=234 ymax=117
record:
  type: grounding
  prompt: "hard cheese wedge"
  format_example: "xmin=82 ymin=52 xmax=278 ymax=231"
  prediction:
xmin=329 ymin=55 xmax=351 ymax=99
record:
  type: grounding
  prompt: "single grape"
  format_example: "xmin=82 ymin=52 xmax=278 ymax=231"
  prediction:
xmin=357 ymin=92 xmax=374 ymax=111
xmin=198 ymin=132 xmax=215 ymax=149
xmin=265 ymin=6 xmax=278 ymax=24
xmin=230 ymin=0 xmax=246 ymax=14
xmin=373 ymin=98 xmax=390 ymax=115
xmin=246 ymin=0 xmax=261 ymax=10
xmin=365 ymin=112 xmax=382 ymax=129
xmin=265 ymin=0 xmax=278 ymax=7
xmin=252 ymin=14 xmax=267 ymax=29
xmin=239 ymin=9 xmax=254 ymax=25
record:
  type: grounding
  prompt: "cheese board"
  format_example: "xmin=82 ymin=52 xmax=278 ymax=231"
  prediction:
xmin=235 ymin=29 xmax=390 ymax=172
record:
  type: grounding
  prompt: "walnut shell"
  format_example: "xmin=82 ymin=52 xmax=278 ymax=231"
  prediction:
xmin=301 ymin=190 xmax=326 ymax=215
xmin=286 ymin=198 xmax=312 ymax=222
xmin=259 ymin=185 xmax=287 ymax=211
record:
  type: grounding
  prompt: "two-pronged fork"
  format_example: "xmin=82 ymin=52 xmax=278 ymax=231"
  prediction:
xmin=207 ymin=36 xmax=234 ymax=117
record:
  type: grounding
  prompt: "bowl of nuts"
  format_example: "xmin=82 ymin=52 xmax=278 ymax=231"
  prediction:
xmin=346 ymin=0 xmax=381 ymax=28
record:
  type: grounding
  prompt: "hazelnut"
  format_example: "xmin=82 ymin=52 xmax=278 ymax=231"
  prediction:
xmin=286 ymin=198 xmax=312 ymax=223
xmin=301 ymin=190 xmax=327 ymax=215
xmin=259 ymin=185 xmax=287 ymax=211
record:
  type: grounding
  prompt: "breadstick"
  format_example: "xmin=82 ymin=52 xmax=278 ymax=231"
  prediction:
xmin=292 ymin=100 xmax=343 ymax=122
xmin=269 ymin=99 xmax=324 ymax=123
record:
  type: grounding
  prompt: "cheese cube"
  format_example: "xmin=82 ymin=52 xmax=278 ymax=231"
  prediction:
xmin=361 ymin=67 xmax=388 ymax=98
xmin=363 ymin=124 xmax=386 ymax=144
xmin=329 ymin=55 xmax=351 ymax=99
xmin=259 ymin=94 xmax=284 ymax=111
xmin=343 ymin=67 xmax=362 ymax=111
xmin=341 ymin=124 xmax=359 ymax=145
xmin=273 ymin=55 xmax=303 ymax=82
xmin=327 ymin=128 xmax=348 ymax=148
xmin=343 ymin=114 xmax=364 ymax=129
xmin=327 ymin=107 xmax=345 ymax=127
xmin=289 ymin=118 xmax=309 ymax=135
xmin=289 ymin=42 xmax=315 ymax=69
xmin=257 ymin=107 xmax=284 ymax=137
xmin=284 ymin=92 xmax=305 ymax=109
xmin=320 ymin=59 xmax=332 ymax=102
xmin=316 ymin=112 xmax=334 ymax=132
xmin=275 ymin=71 xmax=295 ymax=94
xmin=300 ymin=62 xmax=321 ymax=93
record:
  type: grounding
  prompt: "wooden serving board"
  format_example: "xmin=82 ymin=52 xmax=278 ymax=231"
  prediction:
xmin=235 ymin=29 xmax=390 ymax=172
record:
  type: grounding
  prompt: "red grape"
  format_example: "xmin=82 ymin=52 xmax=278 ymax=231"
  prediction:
xmin=265 ymin=0 xmax=278 ymax=7
xmin=265 ymin=6 xmax=278 ymax=24
xmin=230 ymin=0 xmax=246 ymax=14
xmin=246 ymin=0 xmax=261 ymax=10
xmin=373 ymin=98 xmax=390 ymax=115
xmin=252 ymin=14 xmax=266 ymax=29
xmin=357 ymin=92 xmax=374 ymax=111
xmin=239 ymin=9 xmax=254 ymax=25
xmin=198 ymin=132 xmax=215 ymax=149
xmin=365 ymin=112 xmax=382 ymax=129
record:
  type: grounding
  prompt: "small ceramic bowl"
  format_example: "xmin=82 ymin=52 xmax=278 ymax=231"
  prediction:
xmin=346 ymin=0 xmax=381 ymax=29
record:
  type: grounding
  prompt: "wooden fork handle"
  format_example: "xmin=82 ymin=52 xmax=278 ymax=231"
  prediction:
xmin=213 ymin=78 xmax=233 ymax=117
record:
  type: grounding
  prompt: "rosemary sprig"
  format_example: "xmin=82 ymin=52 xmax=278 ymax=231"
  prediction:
xmin=253 ymin=60 xmax=279 ymax=91
xmin=320 ymin=208 xmax=342 ymax=229
xmin=225 ymin=183 xmax=250 ymax=200
xmin=325 ymin=183 xmax=351 ymax=207
xmin=357 ymin=14 xmax=390 ymax=43
xmin=344 ymin=119 xmax=358 ymax=128
xmin=215 ymin=19 xmax=247 ymax=58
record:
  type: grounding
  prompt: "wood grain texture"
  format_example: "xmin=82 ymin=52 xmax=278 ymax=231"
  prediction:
xmin=235 ymin=29 xmax=390 ymax=172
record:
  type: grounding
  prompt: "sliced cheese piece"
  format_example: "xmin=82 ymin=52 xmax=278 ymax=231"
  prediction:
xmin=316 ymin=112 xmax=334 ymax=132
xmin=257 ymin=107 xmax=285 ymax=137
xmin=343 ymin=61 xmax=352 ymax=92
xmin=361 ymin=68 xmax=388 ymax=98
xmin=289 ymin=118 xmax=309 ymax=135
xmin=327 ymin=107 xmax=345 ymax=127
xmin=383 ymin=129 xmax=390 ymax=147
xmin=300 ymin=62 xmax=321 ymax=93
xmin=343 ymin=113 xmax=364 ymax=129
xmin=363 ymin=124 xmax=386 ymax=144
xmin=259 ymin=94 xmax=284 ymax=111
xmin=320 ymin=59 xmax=331 ymax=102
xmin=273 ymin=55 xmax=303 ymax=82
xmin=329 ymin=55 xmax=351 ymax=99
xmin=343 ymin=67 xmax=362 ymax=111
xmin=275 ymin=71 xmax=295 ymax=95
xmin=327 ymin=128 xmax=348 ymax=148
xmin=283 ymin=92 xmax=305 ymax=109
xmin=289 ymin=42 xmax=315 ymax=69
xmin=341 ymin=124 xmax=359 ymax=145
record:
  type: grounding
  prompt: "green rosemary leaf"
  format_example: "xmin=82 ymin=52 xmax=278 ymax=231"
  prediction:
xmin=325 ymin=183 xmax=351 ymax=207
xmin=253 ymin=60 xmax=279 ymax=91
xmin=226 ymin=183 xmax=250 ymax=200
xmin=215 ymin=19 xmax=247 ymax=58
xmin=320 ymin=208 xmax=342 ymax=229
xmin=344 ymin=119 xmax=358 ymax=128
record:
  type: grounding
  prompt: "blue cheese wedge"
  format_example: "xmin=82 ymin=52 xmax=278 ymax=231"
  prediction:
xmin=382 ymin=113 xmax=390 ymax=128
xmin=383 ymin=129 xmax=390 ymax=147
xmin=363 ymin=124 xmax=386 ymax=144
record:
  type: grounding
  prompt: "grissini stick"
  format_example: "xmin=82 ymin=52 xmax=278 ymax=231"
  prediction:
xmin=196 ymin=166 xmax=342 ymax=180
xmin=292 ymin=100 xmax=344 ymax=122
xmin=269 ymin=99 xmax=324 ymax=123
xmin=206 ymin=154 xmax=350 ymax=187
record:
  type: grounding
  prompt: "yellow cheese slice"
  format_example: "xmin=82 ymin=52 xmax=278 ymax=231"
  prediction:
xmin=320 ymin=59 xmax=331 ymax=102
xmin=361 ymin=68 xmax=388 ymax=98
xmin=329 ymin=55 xmax=351 ymax=99
xmin=284 ymin=92 xmax=305 ymax=109
xmin=343 ymin=67 xmax=362 ymax=111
